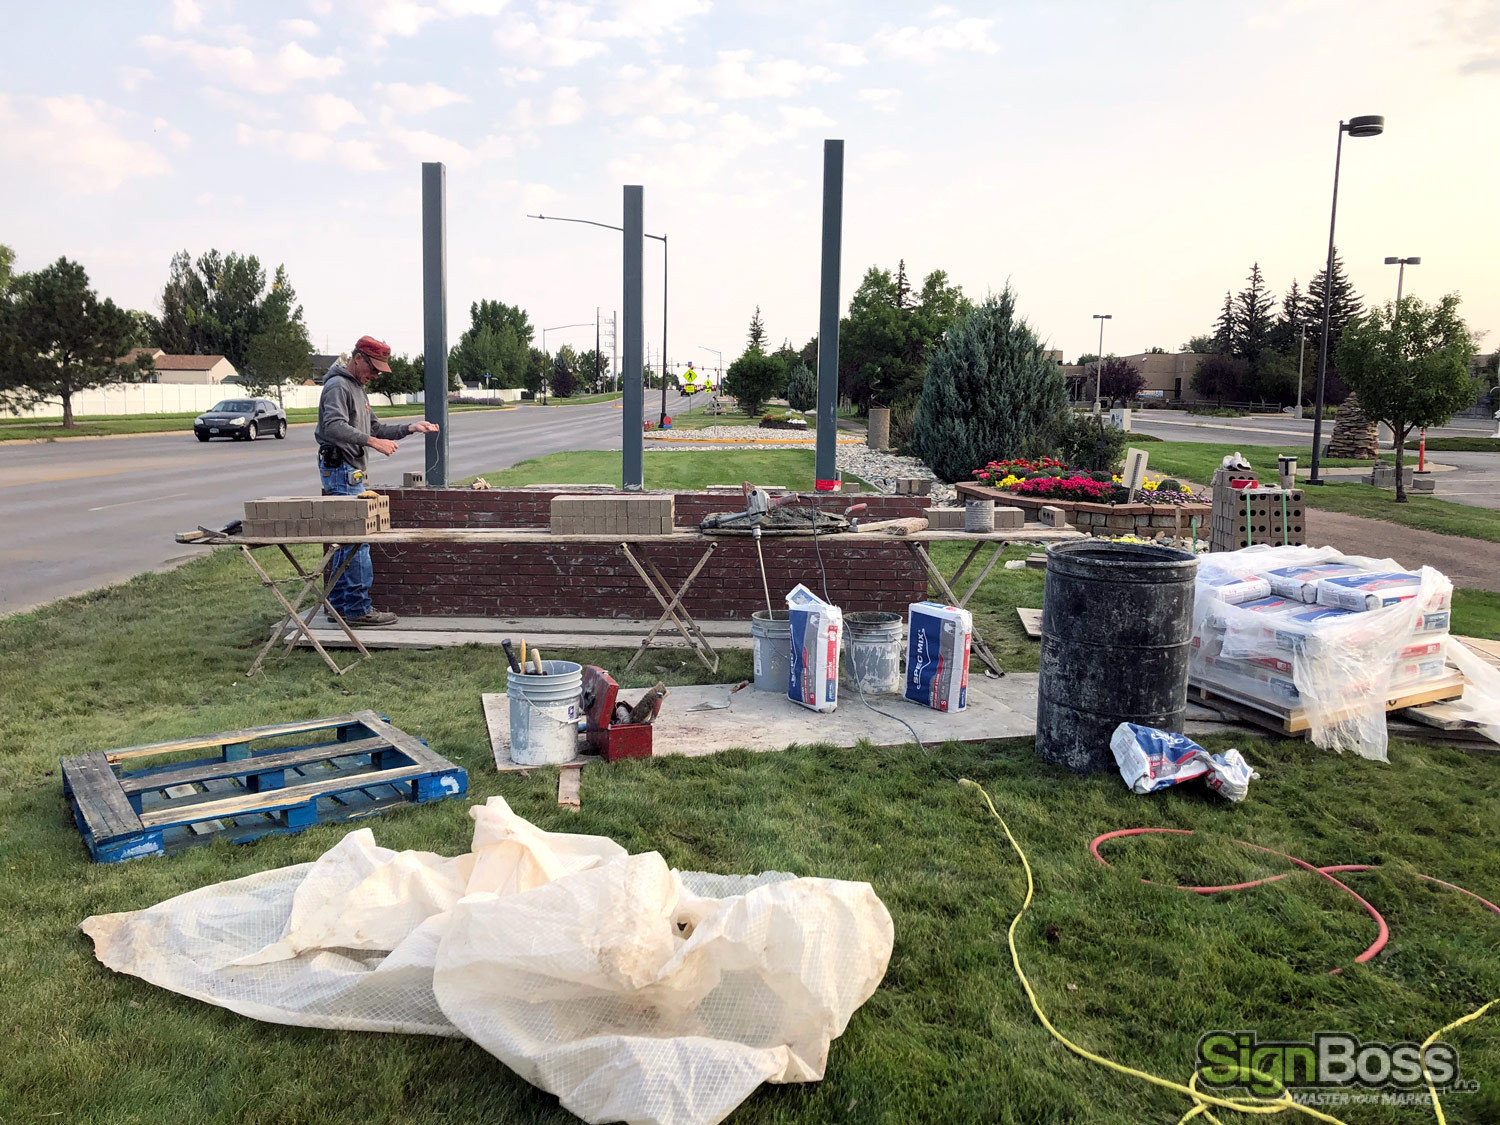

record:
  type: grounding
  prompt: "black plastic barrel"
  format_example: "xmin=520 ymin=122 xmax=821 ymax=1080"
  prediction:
xmin=1035 ymin=540 xmax=1198 ymax=773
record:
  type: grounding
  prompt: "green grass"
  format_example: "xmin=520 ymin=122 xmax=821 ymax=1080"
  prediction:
xmin=1146 ymin=442 xmax=1500 ymax=542
xmin=540 ymin=391 xmax=623 ymax=405
xmin=1405 ymin=437 xmax=1500 ymax=453
xmin=667 ymin=402 xmax=763 ymax=429
xmin=0 ymin=404 xmax=508 ymax=442
xmin=459 ymin=448 xmax=855 ymax=491
xmin=3 ymin=547 xmax=1500 ymax=1122
xmin=1453 ymin=588 xmax=1500 ymax=639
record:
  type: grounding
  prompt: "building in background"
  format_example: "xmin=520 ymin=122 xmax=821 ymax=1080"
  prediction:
xmin=1060 ymin=350 xmax=1217 ymax=405
xmin=121 ymin=348 xmax=239 ymax=385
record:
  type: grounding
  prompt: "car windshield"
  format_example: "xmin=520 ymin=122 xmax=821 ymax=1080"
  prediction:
xmin=209 ymin=400 xmax=255 ymax=412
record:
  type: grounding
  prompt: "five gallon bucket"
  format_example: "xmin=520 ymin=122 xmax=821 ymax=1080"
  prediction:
xmin=508 ymin=660 xmax=584 ymax=765
xmin=1035 ymin=542 xmax=1198 ymax=773
xmin=841 ymin=611 xmax=904 ymax=695
xmin=751 ymin=610 xmax=792 ymax=692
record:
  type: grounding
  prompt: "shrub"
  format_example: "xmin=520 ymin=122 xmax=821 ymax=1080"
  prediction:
xmin=785 ymin=361 xmax=816 ymax=412
xmin=1055 ymin=411 xmax=1128 ymax=473
xmin=910 ymin=287 xmax=1070 ymax=482
xmin=887 ymin=397 xmax=919 ymax=452
xmin=724 ymin=348 xmax=787 ymax=416
xmin=1157 ymin=478 xmax=1182 ymax=493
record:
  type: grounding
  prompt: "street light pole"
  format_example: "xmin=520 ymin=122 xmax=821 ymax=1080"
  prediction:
xmin=1091 ymin=314 xmax=1111 ymax=410
xmin=1295 ymin=326 xmax=1307 ymax=419
xmin=1384 ymin=255 xmax=1419 ymax=306
xmin=1309 ymin=115 xmax=1384 ymax=486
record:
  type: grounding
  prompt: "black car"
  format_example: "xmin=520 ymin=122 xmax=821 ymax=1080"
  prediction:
xmin=194 ymin=398 xmax=288 ymax=442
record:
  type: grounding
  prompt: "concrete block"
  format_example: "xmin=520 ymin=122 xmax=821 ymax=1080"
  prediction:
xmin=926 ymin=507 xmax=967 ymax=530
xmin=1038 ymin=505 xmax=1066 ymax=528
xmin=993 ymin=505 xmax=1024 ymax=529
xmin=403 ymin=471 xmax=426 ymax=487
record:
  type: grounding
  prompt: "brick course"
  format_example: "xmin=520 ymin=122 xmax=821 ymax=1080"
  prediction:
xmin=369 ymin=487 xmax=930 ymax=619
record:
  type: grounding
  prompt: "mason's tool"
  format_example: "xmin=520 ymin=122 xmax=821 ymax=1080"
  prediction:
xmin=686 ymin=681 xmax=750 ymax=712
xmin=530 ymin=647 xmax=546 ymax=675
xmin=628 ymin=682 xmax=669 ymax=725
xmin=501 ymin=639 xmax=523 ymax=674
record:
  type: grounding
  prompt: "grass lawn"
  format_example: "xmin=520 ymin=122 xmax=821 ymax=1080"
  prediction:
xmin=3 ymin=546 xmax=1500 ymax=1123
xmin=543 ymin=391 xmax=623 ymax=405
xmin=459 ymin=447 xmax=865 ymax=492
xmin=668 ymin=401 xmax=763 ymax=429
xmin=1147 ymin=442 xmax=1500 ymax=543
xmin=0 ymin=404 xmax=507 ymax=442
xmin=1404 ymin=437 xmax=1500 ymax=453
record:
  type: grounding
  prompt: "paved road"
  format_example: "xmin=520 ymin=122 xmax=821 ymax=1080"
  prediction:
xmin=1130 ymin=412 xmax=1500 ymax=509
xmin=0 ymin=395 xmax=688 ymax=615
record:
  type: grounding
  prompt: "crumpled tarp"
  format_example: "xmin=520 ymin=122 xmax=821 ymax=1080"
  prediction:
xmin=81 ymin=796 xmax=894 ymax=1125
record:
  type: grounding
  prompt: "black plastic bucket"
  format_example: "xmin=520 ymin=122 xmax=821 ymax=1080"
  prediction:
xmin=1035 ymin=540 xmax=1198 ymax=773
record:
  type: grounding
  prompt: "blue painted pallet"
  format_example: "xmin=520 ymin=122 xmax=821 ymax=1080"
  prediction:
xmin=61 ymin=711 xmax=467 ymax=863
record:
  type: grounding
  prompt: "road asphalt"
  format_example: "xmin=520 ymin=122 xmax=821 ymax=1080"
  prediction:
xmin=0 ymin=394 xmax=688 ymax=615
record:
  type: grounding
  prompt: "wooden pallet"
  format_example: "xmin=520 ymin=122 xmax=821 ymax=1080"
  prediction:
xmin=61 ymin=711 xmax=467 ymax=863
xmin=1189 ymin=674 xmax=1465 ymax=736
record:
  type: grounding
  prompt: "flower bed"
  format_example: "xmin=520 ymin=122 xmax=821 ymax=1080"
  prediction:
xmin=955 ymin=480 xmax=1210 ymax=537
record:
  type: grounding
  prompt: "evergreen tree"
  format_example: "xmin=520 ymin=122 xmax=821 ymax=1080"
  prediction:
xmin=1212 ymin=291 xmax=1235 ymax=354
xmin=1233 ymin=262 xmax=1277 ymax=363
xmin=909 ymin=287 xmax=1069 ymax=483
xmin=894 ymin=259 xmax=911 ymax=309
xmin=746 ymin=306 xmax=767 ymax=350
xmin=242 ymin=266 xmax=313 ymax=401
xmin=785 ymin=361 xmax=816 ymax=412
xmin=1307 ymin=250 xmax=1364 ymax=340
xmin=1268 ymin=279 xmax=1310 ymax=354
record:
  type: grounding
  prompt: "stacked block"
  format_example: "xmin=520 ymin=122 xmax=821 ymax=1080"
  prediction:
xmin=1210 ymin=477 xmax=1305 ymax=552
xmin=895 ymin=478 xmax=934 ymax=496
xmin=549 ymin=494 xmax=676 ymax=537
xmin=242 ymin=495 xmax=390 ymax=539
xmin=992 ymin=505 xmax=1025 ymax=529
xmin=925 ymin=507 xmax=967 ymax=530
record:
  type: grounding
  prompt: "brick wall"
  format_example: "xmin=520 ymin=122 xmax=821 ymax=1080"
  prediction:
xmin=369 ymin=487 xmax=930 ymax=619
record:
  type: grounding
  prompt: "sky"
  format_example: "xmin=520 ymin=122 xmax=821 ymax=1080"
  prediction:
xmin=2 ymin=0 xmax=1498 ymax=375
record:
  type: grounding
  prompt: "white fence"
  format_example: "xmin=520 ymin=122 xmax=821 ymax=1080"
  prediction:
xmin=5 ymin=384 xmax=429 ymax=418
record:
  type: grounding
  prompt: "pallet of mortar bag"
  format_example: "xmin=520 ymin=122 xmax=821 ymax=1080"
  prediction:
xmin=1189 ymin=672 xmax=1465 ymax=735
xmin=1210 ymin=486 xmax=1305 ymax=551
xmin=549 ymin=493 xmax=675 ymax=536
xmin=241 ymin=495 xmax=391 ymax=539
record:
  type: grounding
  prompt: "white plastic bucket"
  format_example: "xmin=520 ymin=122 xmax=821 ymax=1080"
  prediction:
xmin=751 ymin=610 xmax=792 ymax=693
xmin=841 ymin=611 xmax=904 ymax=695
xmin=507 ymin=660 xmax=583 ymax=765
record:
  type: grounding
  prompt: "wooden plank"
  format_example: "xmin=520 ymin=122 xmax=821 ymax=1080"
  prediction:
xmin=62 ymin=752 xmax=144 ymax=839
xmin=557 ymin=770 xmax=582 ymax=811
xmin=1455 ymin=636 xmax=1500 ymax=669
xmin=353 ymin=712 xmax=449 ymax=770
xmin=117 ymin=736 xmax=387 ymax=795
xmin=1016 ymin=608 xmax=1043 ymax=639
xmin=105 ymin=713 xmax=373 ymax=763
xmin=297 ymin=629 xmax=757 ymax=652
xmin=136 ymin=763 xmax=437 ymax=827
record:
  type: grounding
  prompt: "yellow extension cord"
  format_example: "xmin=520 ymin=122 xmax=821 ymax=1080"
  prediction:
xmin=958 ymin=779 xmax=1497 ymax=1125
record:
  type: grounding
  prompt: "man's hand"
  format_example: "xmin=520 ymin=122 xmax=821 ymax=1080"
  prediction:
xmin=409 ymin=420 xmax=441 ymax=434
xmin=367 ymin=437 xmax=399 ymax=457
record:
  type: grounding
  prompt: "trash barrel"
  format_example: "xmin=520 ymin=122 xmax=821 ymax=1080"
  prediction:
xmin=1035 ymin=541 xmax=1198 ymax=773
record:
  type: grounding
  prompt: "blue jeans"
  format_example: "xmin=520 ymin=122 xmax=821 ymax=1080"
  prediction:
xmin=320 ymin=463 xmax=373 ymax=618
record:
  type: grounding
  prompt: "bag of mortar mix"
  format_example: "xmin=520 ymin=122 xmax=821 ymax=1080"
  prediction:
xmin=1315 ymin=570 xmax=1436 ymax=612
xmin=787 ymin=583 xmax=841 ymax=712
xmin=905 ymin=602 xmax=971 ymax=712
xmin=1109 ymin=723 xmax=1259 ymax=802
xmin=1196 ymin=569 xmax=1272 ymax=606
xmin=1265 ymin=561 xmax=1367 ymax=603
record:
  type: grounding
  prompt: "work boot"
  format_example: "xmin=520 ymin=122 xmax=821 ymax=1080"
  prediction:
xmin=342 ymin=610 xmax=399 ymax=627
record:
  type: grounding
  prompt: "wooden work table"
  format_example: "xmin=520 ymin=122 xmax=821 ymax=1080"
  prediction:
xmin=225 ymin=526 xmax=1084 ymax=547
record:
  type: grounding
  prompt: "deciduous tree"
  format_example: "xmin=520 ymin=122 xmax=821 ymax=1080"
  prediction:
xmin=151 ymin=249 xmax=268 ymax=369
xmin=724 ymin=348 xmax=786 ymax=416
xmin=241 ymin=266 xmax=312 ymax=401
xmin=372 ymin=353 xmax=424 ymax=404
xmin=1096 ymin=356 xmax=1145 ymax=404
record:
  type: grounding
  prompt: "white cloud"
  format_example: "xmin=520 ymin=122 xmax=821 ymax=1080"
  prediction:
xmin=871 ymin=17 xmax=999 ymax=62
xmin=236 ymin=122 xmax=386 ymax=170
xmin=305 ymin=92 xmax=365 ymax=132
xmin=281 ymin=18 xmax=321 ymax=37
xmin=171 ymin=0 xmax=203 ymax=32
xmin=499 ymin=66 xmax=543 ymax=83
xmin=201 ymin=85 xmax=281 ymax=122
xmin=710 ymin=50 xmax=839 ymax=98
xmin=633 ymin=114 xmax=695 ymax=139
xmin=137 ymin=34 xmax=343 ymax=94
xmin=1443 ymin=0 xmax=1500 ymax=73
xmin=588 ymin=0 xmax=710 ymax=39
xmin=439 ymin=0 xmax=510 ymax=13
xmin=0 ymin=94 xmax=172 ymax=194
xmin=381 ymin=81 xmax=470 ymax=115
xmin=777 ymin=104 xmax=835 ymax=133
xmin=603 ymin=63 xmax=719 ymax=116
xmin=494 ymin=15 xmax=608 ymax=66
xmin=856 ymin=87 xmax=900 ymax=112
xmin=861 ymin=148 xmax=907 ymax=171
xmin=151 ymin=115 xmax=192 ymax=149
xmin=385 ymin=125 xmax=514 ymax=168
xmin=546 ymin=85 xmax=585 ymax=124
xmin=366 ymin=0 xmax=441 ymax=41
xmin=118 ymin=66 xmax=153 ymax=92
xmin=825 ymin=41 xmax=867 ymax=66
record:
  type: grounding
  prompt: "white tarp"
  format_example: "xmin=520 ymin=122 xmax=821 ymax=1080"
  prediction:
xmin=81 ymin=796 xmax=894 ymax=1125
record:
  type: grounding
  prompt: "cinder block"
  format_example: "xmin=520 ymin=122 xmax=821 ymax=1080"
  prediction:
xmin=926 ymin=507 xmax=966 ymax=530
xmin=403 ymin=471 xmax=425 ymax=487
xmin=1038 ymin=505 xmax=1066 ymax=528
xmin=993 ymin=505 xmax=1024 ymax=529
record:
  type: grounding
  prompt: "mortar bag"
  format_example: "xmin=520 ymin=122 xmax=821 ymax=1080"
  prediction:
xmin=1109 ymin=723 xmax=1260 ymax=802
xmin=787 ymin=597 xmax=841 ymax=712
xmin=904 ymin=602 xmax=971 ymax=712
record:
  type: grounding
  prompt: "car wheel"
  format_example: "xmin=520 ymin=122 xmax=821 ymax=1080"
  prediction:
xmin=246 ymin=422 xmax=258 ymax=440
xmin=196 ymin=433 xmax=209 ymax=442
xmin=275 ymin=419 xmax=287 ymax=439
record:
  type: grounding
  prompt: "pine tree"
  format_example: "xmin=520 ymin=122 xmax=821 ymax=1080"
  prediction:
xmin=1212 ymin=291 xmax=1235 ymax=354
xmin=894 ymin=259 xmax=911 ymax=310
xmin=1268 ymin=279 xmax=1309 ymax=355
xmin=1233 ymin=262 xmax=1277 ymax=363
xmin=1307 ymin=249 xmax=1363 ymax=338
xmin=746 ymin=306 xmax=767 ymax=351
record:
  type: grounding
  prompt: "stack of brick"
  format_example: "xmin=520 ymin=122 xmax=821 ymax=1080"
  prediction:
xmin=242 ymin=495 xmax=391 ymax=539
xmin=1210 ymin=475 xmax=1305 ymax=552
xmin=550 ymin=494 xmax=676 ymax=537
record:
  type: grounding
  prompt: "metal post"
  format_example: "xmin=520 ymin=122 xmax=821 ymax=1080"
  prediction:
xmin=1094 ymin=318 xmax=1106 ymax=409
xmin=1309 ymin=122 xmax=1345 ymax=486
xmin=815 ymin=139 xmax=844 ymax=491
xmin=1295 ymin=326 xmax=1306 ymax=419
xmin=623 ymin=186 xmax=644 ymax=490
xmin=421 ymin=162 xmax=449 ymax=486
xmin=612 ymin=311 xmax=618 ymax=393
xmin=660 ymin=235 xmax=669 ymax=426
xmin=595 ymin=307 xmax=601 ymax=394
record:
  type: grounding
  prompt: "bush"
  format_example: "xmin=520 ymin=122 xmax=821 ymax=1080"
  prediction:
xmin=910 ymin=287 xmax=1070 ymax=483
xmin=1090 ymin=470 xmax=1112 ymax=483
xmin=1055 ymin=411 xmax=1128 ymax=474
xmin=785 ymin=361 xmax=816 ymax=412
xmin=724 ymin=348 xmax=787 ymax=416
xmin=1157 ymin=478 xmax=1182 ymax=492
xmin=887 ymin=397 xmax=918 ymax=453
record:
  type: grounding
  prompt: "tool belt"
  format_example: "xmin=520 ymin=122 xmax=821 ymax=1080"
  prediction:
xmin=318 ymin=444 xmax=345 ymax=468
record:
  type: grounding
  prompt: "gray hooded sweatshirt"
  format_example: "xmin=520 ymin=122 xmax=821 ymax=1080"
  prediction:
xmin=314 ymin=365 xmax=413 ymax=472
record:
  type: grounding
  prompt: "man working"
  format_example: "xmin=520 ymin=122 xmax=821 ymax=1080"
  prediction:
xmin=314 ymin=335 xmax=439 ymax=627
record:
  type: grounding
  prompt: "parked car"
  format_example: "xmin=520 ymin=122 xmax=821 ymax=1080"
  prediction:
xmin=193 ymin=398 xmax=288 ymax=442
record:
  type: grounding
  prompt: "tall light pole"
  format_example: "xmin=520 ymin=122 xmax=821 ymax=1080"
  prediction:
xmin=1295 ymin=325 xmax=1307 ymax=419
xmin=529 ymin=213 xmax=670 ymax=426
xmin=1308 ymin=115 xmax=1384 ymax=486
xmin=1091 ymin=314 xmax=1111 ymax=410
xmin=1384 ymin=255 xmax=1419 ymax=305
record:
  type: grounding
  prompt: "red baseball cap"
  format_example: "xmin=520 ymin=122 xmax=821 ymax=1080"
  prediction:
xmin=354 ymin=335 xmax=392 ymax=372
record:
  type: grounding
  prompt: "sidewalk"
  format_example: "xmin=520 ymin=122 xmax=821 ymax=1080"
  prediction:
xmin=1308 ymin=509 xmax=1500 ymax=592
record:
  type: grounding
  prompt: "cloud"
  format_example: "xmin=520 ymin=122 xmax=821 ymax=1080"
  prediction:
xmin=824 ymin=41 xmax=867 ymax=66
xmin=0 ymin=94 xmax=172 ymax=193
xmin=588 ymin=0 xmax=711 ymax=39
xmin=380 ymin=81 xmax=470 ymax=115
xmin=633 ymin=114 xmax=695 ymax=139
xmin=546 ymin=85 xmax=586 ymax=124
xmin=386 ymin=126 xmax=514 ymax=168
xmin=499 ymin=66 xmax=543 ymax=83
xmin=137 ymin=34 xmax=343 ymax=94
xmin=494 ymin=14 xmax=608 ymax=66
xmin=777 ymin=104 xmax=835 ymax=134
xmin=365 ymin=0 xmax=441 ymax=42
xmin=236 ymin=122 xmax=385 ymax=170
xmin=171 ymin=0 xmax=202 ymax=31
xmin=305 ymin=92 xmax=366 ymax=132
xmin=118 ymin=66 xmax=153 ymax=92
xmin=603 ymin=63 xmax=719 ymax=117
xmin=281 ymin=18 xmax=321 ymax=37
xmin=1443 ymin=0 xmax=1500 ymax=73
xmin=871 ymin=16 xmax=999 ymax=62
xmin=710 ymin=50 xmax=839 ymax=99
xmin=856 ymin=87 xmax=900 ymax=112
xmin=151 ymin=116 xmax=192 ymax=149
